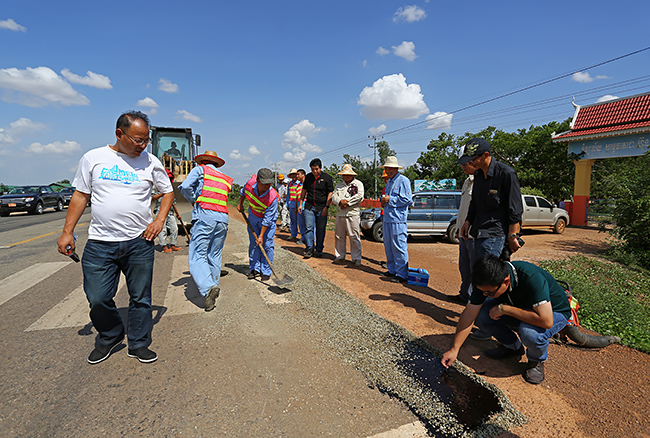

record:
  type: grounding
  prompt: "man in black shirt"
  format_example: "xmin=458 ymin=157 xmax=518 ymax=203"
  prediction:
xmin=298 ymin=158 xmax=334 ymax=258
xmin=459 ymin=138 xmax=523 ymax=261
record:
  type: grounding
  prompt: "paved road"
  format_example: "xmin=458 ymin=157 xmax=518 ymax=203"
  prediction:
xmin=0 ymin=209 xmax=427 ymax=437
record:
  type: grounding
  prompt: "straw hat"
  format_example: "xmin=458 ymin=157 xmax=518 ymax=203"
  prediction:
xmin=287 ymin=168 xmax=298 ymax=177
xmin=194 ymin=151 xmax=225 ymax=167
xmin=379 ymin=156 xmax=403 ymax=169
xmin=337 ymin=164 xmax=357 ymax=176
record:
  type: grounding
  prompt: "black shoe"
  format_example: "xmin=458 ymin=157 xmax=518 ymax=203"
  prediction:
xmin=205 ymin=286 xmax=220 ymax=312
xmin=524 ymin=361 xmax=545 ymax=384
xmin=247 ymin=270 xmax=260 ymax=280
xmin=304 ymin=248 xmax=313 ymax=258
xmin=484 ymin=344 xmax=525 ymax=360
xmin=313 ymin=251 xmax=323 ymax=258
xmin=383 ymin=271 xmax=395 ymax=277
xmin=127 ymin=347 xmax=158 ymax=363
xmin=87 ymin=334 xmax=124 ymax=364
xmin=390 ymin=276 xmax=407 ymax=283
xmin=470 ymin=329 xmax=493 ymax=341
xmin=261 ymin=274 xmax=271 ymax=281
xmin=220 ymin=270 xmax=229 ymax=277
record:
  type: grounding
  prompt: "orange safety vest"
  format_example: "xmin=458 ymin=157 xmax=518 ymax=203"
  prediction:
xmin=196 ymin=165 xmax=233 ymax=213
xmin=244 ymin=175 xmax=278 ymax=218
xmin=288 ymin=181 xmax=302 ymax=202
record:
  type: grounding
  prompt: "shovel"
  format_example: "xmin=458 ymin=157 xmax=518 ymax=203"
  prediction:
xmin=172 ymin=204 xmax=191 ymax=245
xmin=240 ymin=209 xmax=294 ymax=287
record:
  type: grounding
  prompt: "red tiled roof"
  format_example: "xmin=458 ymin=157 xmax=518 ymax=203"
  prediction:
xmin=553 ymin=92 xmax=650 ymax=140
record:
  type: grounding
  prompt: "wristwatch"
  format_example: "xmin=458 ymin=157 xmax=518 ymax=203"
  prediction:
xmin=507 ymin=233 xmax=518 ymax=239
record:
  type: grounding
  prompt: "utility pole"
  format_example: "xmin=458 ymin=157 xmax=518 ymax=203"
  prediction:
xmin=368 ymin=135 xmax=383 ymax=198
xmin=271 ymin=162 xmax=280 ymax=187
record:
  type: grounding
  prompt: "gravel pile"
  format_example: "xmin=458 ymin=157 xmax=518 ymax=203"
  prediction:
xmin=230 ymin=223 xmax=527 ymax=437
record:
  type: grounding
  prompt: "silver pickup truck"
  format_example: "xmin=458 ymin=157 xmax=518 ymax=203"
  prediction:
xmin=360 ymin=192 xmax=570 ymax=243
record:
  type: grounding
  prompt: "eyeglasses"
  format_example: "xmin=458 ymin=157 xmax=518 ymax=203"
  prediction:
xmin=121 ymin=130 xmax=151 ymax=146
xmin=479 ymin=285 xmax=501 ymax=297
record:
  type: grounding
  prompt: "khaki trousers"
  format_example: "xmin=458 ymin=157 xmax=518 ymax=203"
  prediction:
xmin=334 ymin=215 xmax=362 ymax=261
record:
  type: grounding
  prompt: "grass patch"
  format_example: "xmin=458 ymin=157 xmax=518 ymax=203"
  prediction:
xmin=540 ymin=255 xmax=650 ymax=353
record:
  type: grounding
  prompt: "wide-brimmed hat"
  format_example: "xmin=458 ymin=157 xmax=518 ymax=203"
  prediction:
xmin=195 ymin=151 xmax=225 ymax=167
xmin=380 ymin=156 xmax=403 ymax=169
xmin=337 ymin=164 xmax=357 ymax=176
xmin=287 ymin=168 xmax=298 ymax=177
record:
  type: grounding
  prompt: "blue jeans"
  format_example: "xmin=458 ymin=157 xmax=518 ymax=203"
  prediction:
xmin=189 ymin=219 xmax=228 ymax=296
xmin=476 ymin=298 xmax=568 ymax=362
xmin=287 ymin=201 xmax=298 ymax=238
xmin=82 ymin=237 xmax=154 ymax=350
xmin=474 ymin=236 xmax=506 ymax=260
xmin=383 ymin=222 xmax=409 ymax=280
xmin=298 ymin=210 xmax=306 ymax=246
xmin=246 ymin=213 xmax=276 ymax=276
xmin=458 ymin=237 xmax=475 ymax=300
xmin=303 ymin=207 xmax=328 ymax=252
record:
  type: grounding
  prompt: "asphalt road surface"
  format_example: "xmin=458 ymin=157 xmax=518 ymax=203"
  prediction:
xmin=0 ymin=208 xmax=428 ymax=438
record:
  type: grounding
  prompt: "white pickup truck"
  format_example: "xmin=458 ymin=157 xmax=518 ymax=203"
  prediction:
xmin=521 ymin=195 xmax=570 ymax=234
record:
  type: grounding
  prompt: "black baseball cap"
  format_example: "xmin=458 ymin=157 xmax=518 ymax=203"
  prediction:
xmin=458 ymin=138 xmax=491 ymax=164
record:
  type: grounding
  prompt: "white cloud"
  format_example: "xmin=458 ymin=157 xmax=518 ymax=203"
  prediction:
xmin=393 ymin=5 xmax=426 ymax=23
xmin=176 ymin=109 xmax=202 ymax=123
xmin=369 ymin=124 xmax=387 ymax=136
xmin=596 ymin=95 xmax=619 ymax=103
xmin=137 ymin=97 xmax=159 ymax=114
xmin=392 ymin=41 xmax=417 ymax=61
xmin=248 ymin=145 xmax=261 ymax=155
xmin=60 ymin=69 xmax=112 ymax=89
xmin=0 ymin=118 xmax=47 ymax=153
xmin=283 ymin=149 xmax=307 ymax=163
xmin=571 ymin=72 xmax=610 ymax=83
xmin=357 ymin=73 xmax=429 ymax=120
xmin=281 ymin=120 xmax=325 ymax=163
xmin=362 ymin=60 xmax=368 ymax=67
xmin=426 ymin=111 xmax=453 ymax=130
xmin=27 ymin=140 xmax=81 ymax=155
xmin=0 ymin=66 xmax=90 ymax=107
xmin=0 ymin=19 xmax=26 ymax=32
xmin=281 ymin=119 xmax=324 ymax=160
xmin=158 ymin=78 xmax=179 ymax=93
xmin=376 ymin=47 xmax=390 ymax=56
xmin=229 ymin=149 xmax=247 ymax=160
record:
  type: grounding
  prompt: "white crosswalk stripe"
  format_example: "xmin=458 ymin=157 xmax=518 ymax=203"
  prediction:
xmin=26 ymin=276 xmax=126 ymax=332
xmin=3 ymin=254 xmax=290 ymax=332
xmin=0 ymin=262 xmax=70 ymax=307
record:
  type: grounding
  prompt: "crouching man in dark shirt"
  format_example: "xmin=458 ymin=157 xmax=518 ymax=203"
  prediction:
xmin=441 ymin=255 xmax=571 ymax=384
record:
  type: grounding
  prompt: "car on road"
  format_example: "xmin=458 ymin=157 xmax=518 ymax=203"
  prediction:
xmin=360 ymin=190 xmax=462 ymax=244
xmin=59 ymin=187 xmax=75 ymax=206
xmin=0 ymin=185 xmax=65 ymax=216
xmin=521 ymin=194 xmax=570 ymax=234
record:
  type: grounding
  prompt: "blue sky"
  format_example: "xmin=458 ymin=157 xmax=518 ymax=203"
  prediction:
xmin=1 ymin=0 xmax=649 ymax=186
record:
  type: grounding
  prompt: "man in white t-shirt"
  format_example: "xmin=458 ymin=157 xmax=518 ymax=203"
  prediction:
xmin=57 ymin=111 xmax=174 ymax=365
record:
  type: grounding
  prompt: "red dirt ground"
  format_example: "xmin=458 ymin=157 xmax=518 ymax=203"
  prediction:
xmin=270 ymin=221 xmax=650 ymax=438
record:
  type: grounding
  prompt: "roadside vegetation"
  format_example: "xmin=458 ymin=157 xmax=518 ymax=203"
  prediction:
xmin=541 ymin=255 xmax=650 ymax=353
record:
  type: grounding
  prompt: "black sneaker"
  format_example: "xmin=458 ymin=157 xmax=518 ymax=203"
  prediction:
xmin=261 ymin=274 xmax=271 ymax=281
xmin=304 ymin=248 xmax=313 ymax=258
xmin=390 ymin=276 xmax=407 ymax=284
xmin=247 ymin=270 xmax=260 ymax=280
xmin=313 ymin=251 xmax=323 ymax=258
xmin=87 ymin=334 xmax=124 ymax=364
xmin=524 ymin=361 xmax=545 ymax=384
xmin=205 ymin=286 xmax=220 ymax=312
xmin=484 ymin=344 xmax=525 ymax=360
xmin=383 ymin=271 xmax=395 ymax=277
xmin=127 ymin=347 xmax=158 ymax=363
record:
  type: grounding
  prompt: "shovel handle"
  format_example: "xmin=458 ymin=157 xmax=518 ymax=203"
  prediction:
xmin=173 ymin=204 xmax=191 ymax=244
xmin=240 ymin=209 xmax=280 ymax=280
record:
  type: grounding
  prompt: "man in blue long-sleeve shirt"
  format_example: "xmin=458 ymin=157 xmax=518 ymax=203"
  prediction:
xmin=380 ymin=156 xmax=413 ymax=283
xmin=178 ymin=151 xmax=232 ymax=312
